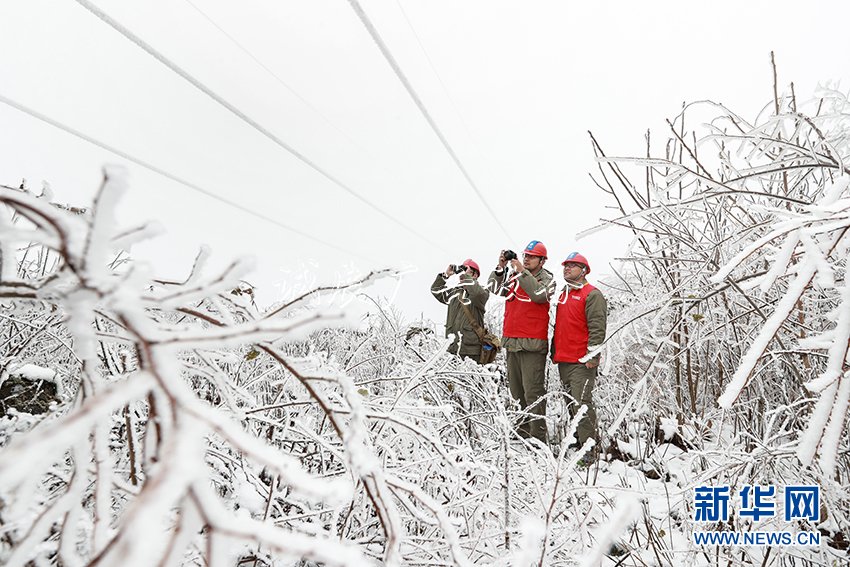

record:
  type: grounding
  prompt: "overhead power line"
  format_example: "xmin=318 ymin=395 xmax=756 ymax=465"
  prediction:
xmin=0 ymin=93 xmax=370 ymax=260
xmin=73 ymin=0 xmax=449 ymax=255
xmin=182 ymin=1 xmax=457 ymax=257
xmin=346 ymin=0 xmax=514 ymax=242
xmin=393 ymin=0 xmax=482 ymax=158
xmin=182 ymin=0 xmax=370 ymax=158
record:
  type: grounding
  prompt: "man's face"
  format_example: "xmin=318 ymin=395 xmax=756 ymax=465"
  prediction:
xmin=563 ymin=262 xmax=584 ymax=281
xmin=523 ymin=253 xmax=544 ymax=272
xmin=460 ymin=265 xmax=479 ymax=280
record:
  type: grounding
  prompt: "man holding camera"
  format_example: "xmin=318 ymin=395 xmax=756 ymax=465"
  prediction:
xmin=431 ymin=259 xmax=489 ymax=361
xmin=488 ymin=240 xmax=555 ymax=443
xmin=552 ymin=252 xmax=607 ymax=457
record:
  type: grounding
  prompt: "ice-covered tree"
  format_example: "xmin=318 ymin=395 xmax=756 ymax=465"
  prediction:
xmin=588 ymin=80 xmax=850 ymax=555
xmin=0 ymin=169 xmax=625 ymax=566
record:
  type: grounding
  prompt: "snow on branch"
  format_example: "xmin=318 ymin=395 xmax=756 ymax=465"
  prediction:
xmin=5 ymin=168 xmax=595 ymax=566
xmin=589 ymin=89 xmax=850 ymax=477
xmin=0 ymin=168 xmax=429 ymax=565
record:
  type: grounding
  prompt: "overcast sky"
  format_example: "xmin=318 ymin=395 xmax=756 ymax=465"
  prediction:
xmin=2 ymin=0 xmax=849 ymax=327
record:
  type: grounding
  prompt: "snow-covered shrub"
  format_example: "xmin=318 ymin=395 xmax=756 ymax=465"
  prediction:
xmin=0 ymin=170 xmax=413 ymax=566
xmin=589 ymin=85 xmax=850 ymax=558
xmin=5 ymin=80 xmax=847 ymax=566
xmin=0 ymin=171 xmax=633 ymax=566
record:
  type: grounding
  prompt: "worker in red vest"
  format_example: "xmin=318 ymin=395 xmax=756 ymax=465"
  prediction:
xmin=488 ymin=240 xmax=555 ymax=443
xmin=552 ymin=252 xmax=607 ymax=458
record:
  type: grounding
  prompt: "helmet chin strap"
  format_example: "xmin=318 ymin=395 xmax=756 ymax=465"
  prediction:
xmin=565 ymin=267 xmax=587 ymax=289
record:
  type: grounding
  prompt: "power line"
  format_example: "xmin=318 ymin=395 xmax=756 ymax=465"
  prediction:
xmin=0 ymin=92 xmax=371 ymax=260
xmin=182 ymin=0 xmax=370 ymax=158
xmin=393 ymin=0 xmax=482 ymax=158
xmin=182 ymin=1 xmax=459 ymax=257
xmin=73 ymin=0 xmax=449 ymax=255
xmin=346 ymin=0 xmax=514 ymax=242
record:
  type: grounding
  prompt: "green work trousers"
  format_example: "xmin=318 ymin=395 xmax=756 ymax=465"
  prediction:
xmin=507 ymin=350 xmax=548 ymax=442
xmin=557 ymin=362 xmax=598 ymax=446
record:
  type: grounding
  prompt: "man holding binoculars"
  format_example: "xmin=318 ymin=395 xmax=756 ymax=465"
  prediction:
xmin=430 ymin=259 xmax=489 ymax=362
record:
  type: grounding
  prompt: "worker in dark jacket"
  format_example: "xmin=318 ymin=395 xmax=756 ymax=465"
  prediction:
xmin=488 ymin=240 xmax=555 ymax=443
xmin=431 ymin=259 xmax=489 ymax=361
xmin=552 ymin=252 xmax=607 ymax=457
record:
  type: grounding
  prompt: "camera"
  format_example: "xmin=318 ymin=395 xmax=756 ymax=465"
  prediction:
xmin=450 ymin=264 xmax=469 ymax=273
xmin=503 ymin=249 xmax=517 ymax=262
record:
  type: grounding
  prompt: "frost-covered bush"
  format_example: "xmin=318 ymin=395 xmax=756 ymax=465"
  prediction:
xmin=589 ymin=85 xmax=850 ymax=558
xmin=0 ymin=171 xmax=629 ymax=567
xmin=3 ymin=85 xmax=848 ymax=567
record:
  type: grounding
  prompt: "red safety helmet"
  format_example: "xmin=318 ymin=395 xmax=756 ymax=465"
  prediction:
xmin=524 ymin=240 xmax=548 ymax=259
xmin=462 ymin=258 xmax=481 ymax=274
xmin=561 ymin=251 xmax=590 ymax=274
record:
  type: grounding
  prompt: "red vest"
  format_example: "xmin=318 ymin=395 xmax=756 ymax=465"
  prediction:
xmin=503 ymin=279 xmax=550 ymax=340
xmin=553 ymin=283 xmax=597 ymax=363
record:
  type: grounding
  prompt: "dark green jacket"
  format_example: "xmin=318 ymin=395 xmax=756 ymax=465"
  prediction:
xmin=431 ymin=273 xmax=489 ymax=355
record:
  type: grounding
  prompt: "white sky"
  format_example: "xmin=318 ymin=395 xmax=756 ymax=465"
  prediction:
xmin=2 ymin=0 xmax=849 ymax=327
